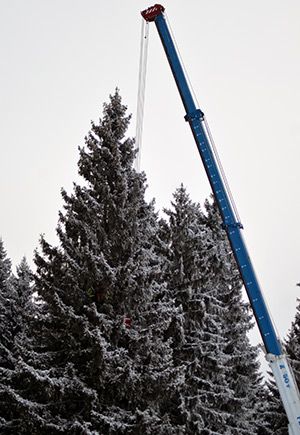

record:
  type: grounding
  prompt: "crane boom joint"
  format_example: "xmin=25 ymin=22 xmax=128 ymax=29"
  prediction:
xmin=184 ymin=109 xmax=204 ymax=122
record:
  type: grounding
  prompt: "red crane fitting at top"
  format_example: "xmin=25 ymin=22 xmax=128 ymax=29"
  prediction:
xmin=141 ymin=4 xmax=165 ymax=22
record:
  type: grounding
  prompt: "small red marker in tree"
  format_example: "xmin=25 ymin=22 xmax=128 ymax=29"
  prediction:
xmin=123 ymin=316 xmax=132 ymax=329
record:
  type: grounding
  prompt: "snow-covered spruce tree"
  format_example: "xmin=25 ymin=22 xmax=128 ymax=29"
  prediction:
xmin=163 ymin=186 xmax=234 ymax=433
xmin=284 ymin=301 xmax=300 ymax=423
xmin=263 ymin=297 xmax=300 ymax=434
xmin=163 ymin=186 xmax=265 ymax=434
xmin=0 ymin=239 xmax=15 ymax=372
xmin=203 ymin=198 xmax=268 ymax=434
xmin=11 ymin=257 xmax=34 ymax=340
xmin=10 ymin=91 xmax=179 ymax=434
xmin=0 ymin=250 xmax=35 ymax=432
xmin=0 ymin=240 xmax=16 ymax=432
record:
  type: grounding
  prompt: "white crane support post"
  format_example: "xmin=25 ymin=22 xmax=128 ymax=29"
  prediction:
xmin=267 ymin=353 xmax=300 ymax=435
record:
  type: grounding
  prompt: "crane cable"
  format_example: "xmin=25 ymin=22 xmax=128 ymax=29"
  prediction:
xmin=135 ymin=19 xmax=149 ymax=172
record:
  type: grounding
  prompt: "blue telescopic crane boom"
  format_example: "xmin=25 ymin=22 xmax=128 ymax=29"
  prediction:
xmin=141 ymin=5 xmax=300 ymax=434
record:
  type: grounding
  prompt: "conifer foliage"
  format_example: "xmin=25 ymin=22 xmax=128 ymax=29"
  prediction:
xmin=162 ymin=187 xmax=264 ymax=434
xmin=204 ymin=199 xmax=267 ymax=434
xmin=0 ymin=246 xmax=34 ymax=433
xmin=0 ymin=240 xmax=15 ymax=371
xmin=2 ymin=91 xmax=177 ymax=433
xmin=285 ymin=298 xmax=300 ymax=401
xmin=265 ymin=298 xmax=300 ymax=434
xmin=0 ymin=91 xmax=273 ymax=434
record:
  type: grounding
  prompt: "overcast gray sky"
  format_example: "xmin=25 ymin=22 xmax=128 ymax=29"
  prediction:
xmin=1 ymin=0 xmax=299 ymax=346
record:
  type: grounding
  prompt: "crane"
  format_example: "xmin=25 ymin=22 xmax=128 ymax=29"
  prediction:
xmin=141 ymin=4 xmax=300 ymax=434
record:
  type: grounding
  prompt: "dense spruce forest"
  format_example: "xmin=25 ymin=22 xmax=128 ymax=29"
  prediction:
xmin=1 ymin=91 xmax=299 ymax=434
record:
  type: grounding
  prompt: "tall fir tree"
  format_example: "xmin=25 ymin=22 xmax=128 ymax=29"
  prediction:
xmin=0 ymin=250 xmax=35 ymax=433
xmin=0 ymin=239 xmax=15 ymax=372
xmin=0 ymin=239 xmax=16 ymax=432
xmin=12 ymin=257 xmax=34 ymax=341
xmin=0 ymin=91 xmax=274 ymax=433
xmin=163 ymin=186 xmax=234 ymax=433
xmin=264 ymin=296 xmax=300 ymax=434
xmin=286 ymin=299 xmax=300 ymax=384
xmin=3 ymin=91 xmax=179 ymax=434
xmin=284 ymin=298 xmax=300 ymax=427
xmin=203 ymin=198 xmax=268 ymax=434
xmin=162 ymin=186 xmax=265 ymax=434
